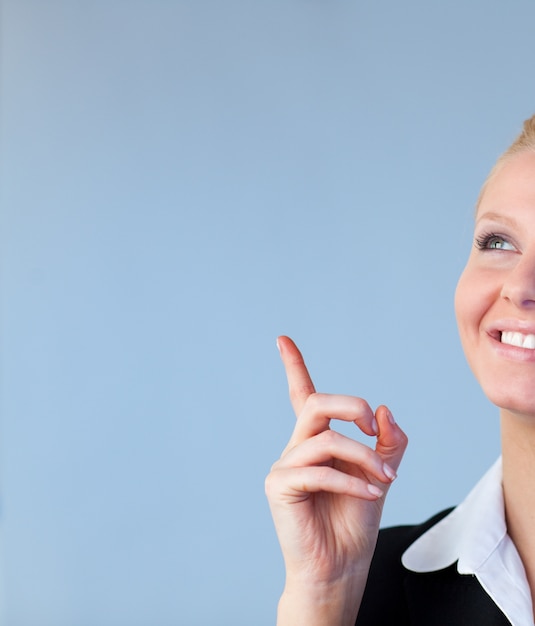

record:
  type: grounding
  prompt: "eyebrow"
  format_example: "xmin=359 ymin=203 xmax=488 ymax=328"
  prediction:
xmin=475 ymin=211 xmax=519 ymax=228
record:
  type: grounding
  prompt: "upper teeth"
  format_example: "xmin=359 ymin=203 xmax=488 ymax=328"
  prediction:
xmin=501 ymin=331 xmax=535 ymax=349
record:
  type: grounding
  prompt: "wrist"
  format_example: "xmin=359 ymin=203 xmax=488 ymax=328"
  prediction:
xmin=277 ymin=572 xmax=369 ymax=626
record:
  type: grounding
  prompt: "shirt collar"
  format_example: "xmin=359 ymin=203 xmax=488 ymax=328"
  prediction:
xmin=402 ymin=457 xmax=506 ymax=573
xmin=401 ymin=457 xmax=534 ymax=626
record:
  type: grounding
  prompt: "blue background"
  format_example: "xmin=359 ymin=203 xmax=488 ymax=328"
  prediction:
xmin=1 ymin=1 xmax=535 ymax=624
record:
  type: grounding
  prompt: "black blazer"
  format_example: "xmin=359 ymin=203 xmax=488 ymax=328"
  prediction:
xmin=356 ymin=509 xmax=511 ymax=625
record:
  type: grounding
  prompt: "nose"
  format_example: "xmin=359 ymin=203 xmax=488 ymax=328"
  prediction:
xmin=500 ymin=252 xmax=535 ymax=308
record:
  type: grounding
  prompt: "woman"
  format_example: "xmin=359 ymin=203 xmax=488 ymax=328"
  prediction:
xmin=265 ymin=114 xmax=535 ymax=625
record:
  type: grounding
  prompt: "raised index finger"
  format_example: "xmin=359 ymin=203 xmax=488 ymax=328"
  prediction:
xmin=277 ymin=335 xmax=316 ymax=417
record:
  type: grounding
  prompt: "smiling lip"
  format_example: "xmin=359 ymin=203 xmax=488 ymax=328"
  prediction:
xmin=500 ymin=331 xmax=535 ymax=349
xmin=486 ymin=321 xmax=535 ymax=359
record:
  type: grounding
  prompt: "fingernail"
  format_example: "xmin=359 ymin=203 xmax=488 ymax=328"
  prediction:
xmin=383 ymin=463 xmax=397 ymax=481
xmin=276 ymin=337 xmax=281 ymax=353
xmin=386 ymin=408 xmax=396 ymax=425
xmin=367 ymin=484 xmax=384 ymax=498
xmin=371 ymin=418 xmax=379 ymax=435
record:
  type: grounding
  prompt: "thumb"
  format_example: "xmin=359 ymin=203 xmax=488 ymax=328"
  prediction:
xmin=374 ymin=405 xmax=408 ymax=472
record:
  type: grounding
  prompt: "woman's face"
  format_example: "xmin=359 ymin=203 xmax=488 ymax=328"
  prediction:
xmin=455 ymin=151 xmax=535 ymax=418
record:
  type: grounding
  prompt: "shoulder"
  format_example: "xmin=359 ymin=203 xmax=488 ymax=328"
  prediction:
xmin=356 ymin=508 xmax=454 ymax=625
xmin=372 ymin=507 xmax=454 ymax=569
xmin=357 ymin=508 xmax=511 ymax=626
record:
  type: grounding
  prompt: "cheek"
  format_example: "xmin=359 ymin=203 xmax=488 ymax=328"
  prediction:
xmin=455 ymin=262 xmax=498 ymax=343
xmin=455 ymin=265 xmax=484 ymax=347
xmin=454 ymin=268 xmax=472 ymax=336
xmin=454 ymin=268 xmax=485 ymax=378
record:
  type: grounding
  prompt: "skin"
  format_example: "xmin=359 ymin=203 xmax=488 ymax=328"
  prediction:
xmin=455 ymin=150 xmax=535 ymax=609
xmin=267 ymin=149 xmax=535 ymax=623
xmin=265 ymin=337 xmax=407 ymax=624
xmin=455 ymin=151 xmax=535 ymax=417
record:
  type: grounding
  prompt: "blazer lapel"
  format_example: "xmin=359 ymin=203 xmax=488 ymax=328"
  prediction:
xmin=404 ymin=564 xmax=511 ymax=625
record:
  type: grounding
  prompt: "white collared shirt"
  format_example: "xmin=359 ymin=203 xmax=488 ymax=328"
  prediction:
xmin=401 ymin=458 xmax=533 ymax=626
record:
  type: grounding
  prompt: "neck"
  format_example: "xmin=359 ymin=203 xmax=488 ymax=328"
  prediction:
xmin=501 ymin=410 xmax=535 ymax=602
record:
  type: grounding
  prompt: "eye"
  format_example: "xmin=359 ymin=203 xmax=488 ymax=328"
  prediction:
xmin=474 ymin=232 xmax=516 ymax=251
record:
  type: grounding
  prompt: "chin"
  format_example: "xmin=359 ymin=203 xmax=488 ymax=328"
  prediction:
xmin=481 ymin=382 xmax=535 ymax=420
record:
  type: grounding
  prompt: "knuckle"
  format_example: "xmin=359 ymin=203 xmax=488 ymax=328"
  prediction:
xmin=303 ymin=392 xmax=326 ymax=411
xmin=315 ymin=465 xmax=330 ymax=487
xmin=289 ymin=384 xmax=315 ymax=404
xmin=350 ymin=396 xmax=371 ymax=416
xmin=264 ymin=466 xmax=284 ymax=498
xmin=318 ymin=428 xmax=338 ymax=449
xmin=343 ymin=473 xmax=356 ymax=494
xmin=391 ymin=426 xmax=409 ymax=447
xmin=264 ymin=472 xmax=275 ymax=496
xmin=361 ymin=444 xmax=376 ymax=463
xmin=356 ymin=444 xmax=377 ymax=469
xmin=269 ymin=458 xmax=280 ymax=473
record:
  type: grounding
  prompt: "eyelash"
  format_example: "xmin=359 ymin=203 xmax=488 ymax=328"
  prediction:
xmin=474 ymin=231 xmax=511 ymax=250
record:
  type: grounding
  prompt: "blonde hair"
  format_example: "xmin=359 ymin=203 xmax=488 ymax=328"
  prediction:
xmin=477 ymin=113 xmax=535 ymax=209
